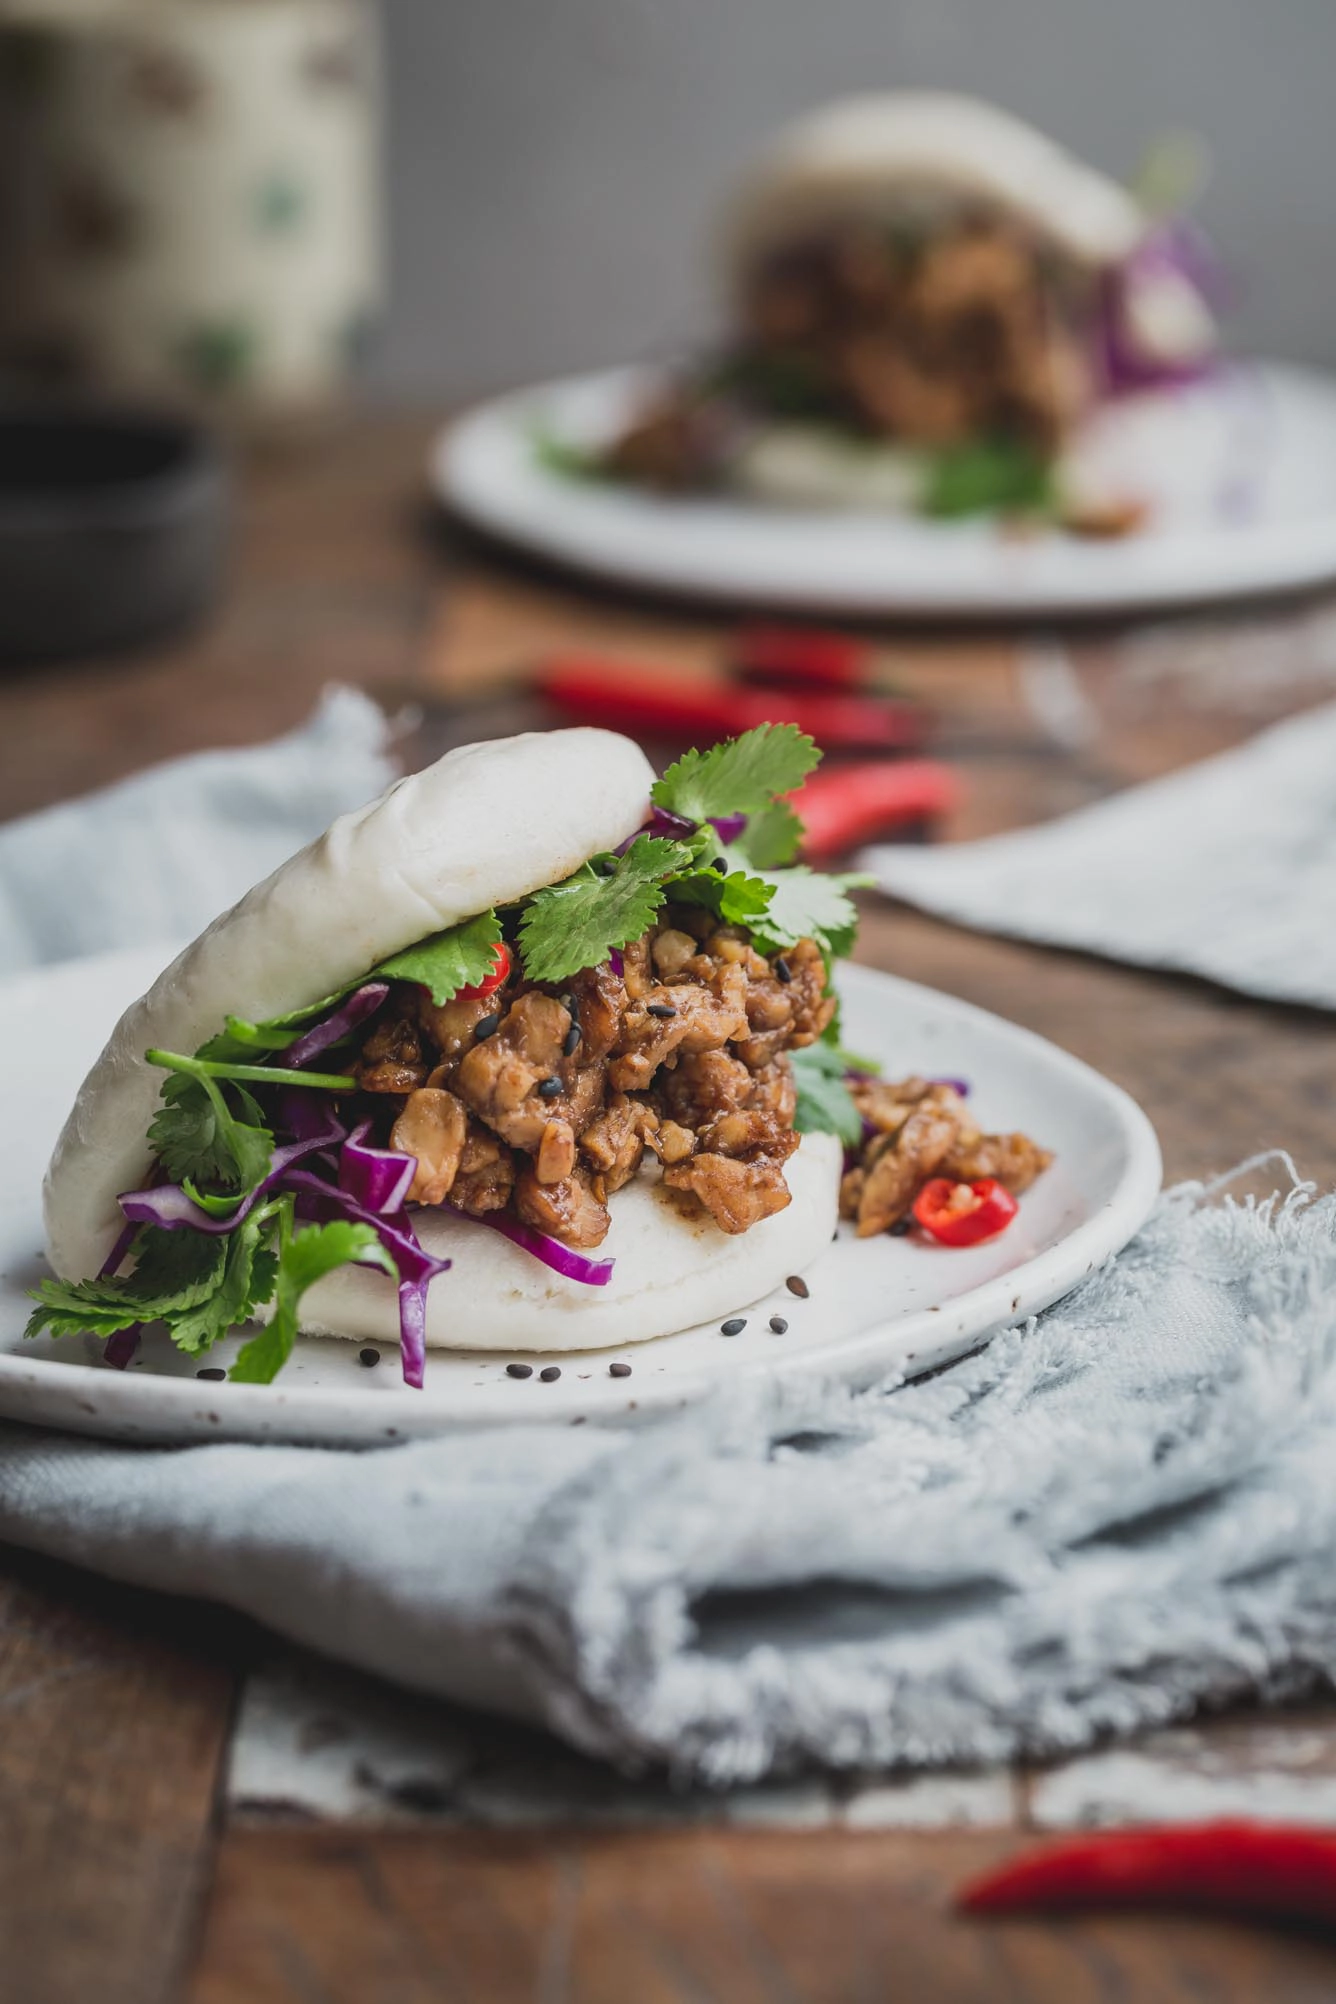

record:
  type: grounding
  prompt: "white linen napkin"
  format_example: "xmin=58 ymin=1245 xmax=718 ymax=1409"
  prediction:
xmin=864 ymin=699 xmax=1336 ymax=1009
xmin=0 ymin=687 xmax=396 ymax=975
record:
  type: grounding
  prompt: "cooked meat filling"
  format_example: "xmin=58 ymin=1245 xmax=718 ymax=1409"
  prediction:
xmin=605 ymin=215 xmax=1095 ymax=489
xmin=352 ymin=910 xmax=836 ymax=1248
xmin=839 ymin=1076 xmax=1053 ymax=1238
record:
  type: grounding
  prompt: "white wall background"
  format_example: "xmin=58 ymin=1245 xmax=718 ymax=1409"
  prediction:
xmin=368 ymin=0 xmax=1334 ymax=399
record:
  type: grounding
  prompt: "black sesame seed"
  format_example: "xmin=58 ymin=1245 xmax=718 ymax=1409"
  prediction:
xmin=537 ymin=1076 xmax=563 ymax=1099
xmin=769 ymin=1315 xmax=788 ymax=1334
xmin=595 ymin=857 xmax=617 ymax=876
xmin=506 ymin=1362 xmax=533 ymax=1379
xmin=710 ymin=856 xmax=728 ymax=873
xmin=720 ymin=1317 xmax=747 ymax=1336
xmin=474 ymin=1011 xmax=501 ymax=1042
xmin=562 ymin=1023 xmax=581 ymax=1056
xmin=358 ymin=1347 xmax=381 ymax=1368
xmin=888 ymin=1216 xmax=914 ymax=1237
xmin=785 ymin=1274 xmax=810 ymax=1298
xmin=540 ymin=1365 xmax=562 ymax=1382
xmin=646 ymin=1001 xmax=677 ymax=1019
xmin=196 ymin=1367 xmax=226 ymax=1381
xmin=609 ymin=1361 xmax=632 ymax=1378
xmin=774 ymin=955 xmax=793 ymax=984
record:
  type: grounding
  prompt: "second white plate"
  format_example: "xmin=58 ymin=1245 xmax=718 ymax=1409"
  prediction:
xmin=435 ymin=360 xmax=1336 ymax=618
xmin=0 ymin=947 xmax=1160 ymax=1446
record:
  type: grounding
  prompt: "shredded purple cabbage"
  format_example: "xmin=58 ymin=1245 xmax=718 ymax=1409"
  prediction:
xmin=285 ymin=983 xmax=389 ymax=1070
xmin=98 ymin=1217 xmax=139 ymax=1280
xmin=709 ymin=812 xmax=747 ymax=845
xmin=103 ymin=1326 xmax=142 ymax=1370
xmin=116 ymin=1114 xmax=346 ymax=1235
xmin=933 ymin=1077 xmax=971 ymax=1098
xmin=284 ymin=1167 xmax=451 ymax=1387
xmin=1098 ymin=221 xmax=1223 ymax=395
xmin=447 ymin=1202 xmax=615 ymax=1286
xmin=607 ymin=947 xmax=624 ymax=978
xmin=396 ymin=1279 xmax=429 ymax=1391
xmin=340 ymin=1120 xmax=416 ymax=1216
xmin=645 ymin=805 xmax=695 ymax=842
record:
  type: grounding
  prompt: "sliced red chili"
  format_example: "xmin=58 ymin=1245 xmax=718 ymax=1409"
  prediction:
xmin=958 ymin=1822 xmax=1336 ymax=1933
xmin=455 ymin=940 xmax=511 ymax=1002
xmin=912 ymin=1176 xmax=1018 ymax=1247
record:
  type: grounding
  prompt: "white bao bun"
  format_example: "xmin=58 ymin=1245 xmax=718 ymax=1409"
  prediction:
xmin=723 ymin=92 xmax=1145 ymax=281
xmin=44 ymin=728 xmax=654 ymax=1284
xmin=300 ymin=1132 xmax=843 ymax=1354
xmin=43 ymin=724 xmax=844 ymax=1355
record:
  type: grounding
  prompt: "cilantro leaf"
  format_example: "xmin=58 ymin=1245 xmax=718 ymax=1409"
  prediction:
xmin=147 ymin=1068 xmax=273 ymax=1192
xmin=373 ymin=910 xmax=503 ymax=1007
xmin=664 ymin=868 xmax=775 ymax=929
xmin=230 ymin=1220 xmax=395 ymax=1385
xmin=790 ymin=1043 xmax=864 ymax=1147
xmin=25 ymin=1224 xmax=228 ymax=1343
xmin=169 ymin=1211 xmax=279 ymax=1355
xmin=731 ymin=797 xmax=804 ymax=869
xmin=749 ymin=868 xmax=872 ymax=961
xmin=518 ymin=836 xmax=691 ymax=984
xmin=652 ymin=724 xmax=820 ymax=824
xmin=924 ymin=437 xmax=1055 ymax=520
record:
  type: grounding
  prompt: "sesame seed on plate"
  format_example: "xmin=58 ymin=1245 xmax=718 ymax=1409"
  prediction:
xmin=769 ymin=1316 xmax=788 ymax=1334
xmin=785 ymin=1275 xmax=810 ymax=1298
xmin=720 ymin=1317 xmax=747 ymax=1336
xmin=609 ymin=1361 xmax=632 ymax=1378
xmin=506 ymin=1362 xmax=534 ymax=1379
xmin=540 ymin=1365 xmax=561 ymax=1382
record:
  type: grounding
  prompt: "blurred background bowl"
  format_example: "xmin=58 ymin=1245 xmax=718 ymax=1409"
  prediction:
xmin=0 ymin=404 xmax=228 ymax=662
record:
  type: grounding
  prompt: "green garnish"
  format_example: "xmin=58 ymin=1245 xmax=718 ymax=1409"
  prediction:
xmin=519 ymin=835 xmax=693 ymax=985
xmin=373 ymin=910 xmax=504 ymax=1008
xmin=651 ymin=722 xmax=818 ymax=824
xmin=790 ymin=1042 xmax=865 ymax=1148
xmin=923 ymin=437 xmax=1055 ymax=520
xmin=230 ymin=1211 xmax=395 ymax=1385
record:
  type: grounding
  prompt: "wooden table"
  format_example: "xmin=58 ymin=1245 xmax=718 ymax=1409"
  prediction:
xmin=5 ymin=414 xmax=1336 ymax=2004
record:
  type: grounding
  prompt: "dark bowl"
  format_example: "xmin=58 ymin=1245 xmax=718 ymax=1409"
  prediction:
xmin=0 ymin=405 xmax=229 ymax=663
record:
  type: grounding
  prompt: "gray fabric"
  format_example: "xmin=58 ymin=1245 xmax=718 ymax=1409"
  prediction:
xmin=0 ymin=687 xmax=396 ymax=975
xmin=2 ymin=1159 xmax=1333 ymax=1782
xmin=863 ymin=699 xmax=1336 ymax=1010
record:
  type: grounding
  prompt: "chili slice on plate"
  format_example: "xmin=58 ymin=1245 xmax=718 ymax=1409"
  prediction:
xmin=912 ymin=1176 xmax=1019 ymax=1247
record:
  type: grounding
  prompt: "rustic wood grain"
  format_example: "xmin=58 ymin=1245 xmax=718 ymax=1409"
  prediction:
xmin=187 ymin=1826 xmax=1336 ymax=2004
xmin=0 ymin=1549 xmax=248 ymax=2004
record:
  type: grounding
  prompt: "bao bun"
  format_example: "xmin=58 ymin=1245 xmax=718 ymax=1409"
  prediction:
xmin=724 ymin=91 xmax=1146 ymax=281
xmin=43 ymin=726 xmax=842 ymax=1354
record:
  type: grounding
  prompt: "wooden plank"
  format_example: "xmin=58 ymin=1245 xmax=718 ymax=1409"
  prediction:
xmin=0 ymin=1548 xmax=246 ymax=2004
xmin=187 ymin=1825 xmax=1336 ymax=2004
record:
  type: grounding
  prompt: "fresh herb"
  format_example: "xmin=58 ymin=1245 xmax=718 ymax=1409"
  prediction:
xmin=518 ymin=834 xmax=692 ymax=984
xmin=747 ymin=867 xmax=871 ymax=962
xmin=147 ymin=1068 xmax=274 ymax=1195
xmin=652 ymin=722 xmax=819 ymax=826
xmin=230 ymin=1214 xmax=395 ymax=1385
xmin=790 ymin=1043 xmax=864 ymax=1147
xmin=373 ymin=910 xmax=503 ymax=1007
xmin=729 ymin=797 xmax=805 ymax=869
xmin=531 ymin=422 xmax=606 ymax=483
xmin=26 ymin=1224 xmax=228 ymax=1343
xmin=923 ymin=437 xmax=1056 ymax=520
xmin=665 ymin=867 xmax=774 ymax=930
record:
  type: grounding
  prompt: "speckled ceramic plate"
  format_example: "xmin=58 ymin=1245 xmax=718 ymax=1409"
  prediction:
xmin=0 ymin=945 xmax=1160 ymax=1445
xmin=434 ymin=360 xmax=1336 ymax=617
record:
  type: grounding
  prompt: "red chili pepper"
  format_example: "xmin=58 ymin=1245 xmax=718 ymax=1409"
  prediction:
xmin=537 ymin=657 xmax=926 ymax=751
xmin=455 ymin=939 xmax=511 ymax=1001
xmin=732 ymin=624 xmax=868 ymax=689
xmin=912 ymin=1176 xmax=1019 ymax=1247
xmin=958 ymin=1822 xmax=1336 ymax=1933
xmin=788 ymin=761 xmax=961 ymax=859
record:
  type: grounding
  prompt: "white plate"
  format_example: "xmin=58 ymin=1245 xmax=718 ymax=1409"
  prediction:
xmin=435 ymin=360 xmax=1336 ymax=618
xmin=0 ymin=945 xmax=1160 ymax=1446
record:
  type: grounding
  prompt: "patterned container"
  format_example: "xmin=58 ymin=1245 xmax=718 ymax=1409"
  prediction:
xmin=0 ymin=0 xmax=382 ymax=414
